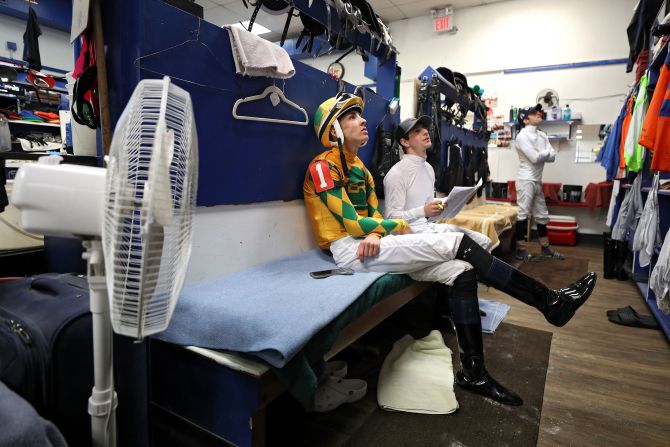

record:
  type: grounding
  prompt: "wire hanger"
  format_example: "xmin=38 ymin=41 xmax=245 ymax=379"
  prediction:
xmin=133 ymin=18 xmax=235 ymax=94
xmin=232 ymin=85 xmax=309 ymax=125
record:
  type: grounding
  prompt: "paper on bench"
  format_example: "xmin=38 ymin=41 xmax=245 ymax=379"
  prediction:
xmin=428 ymin=178 xmax=483 ymax=222
xmin=478 ymin=298 xmax=510 ymax=334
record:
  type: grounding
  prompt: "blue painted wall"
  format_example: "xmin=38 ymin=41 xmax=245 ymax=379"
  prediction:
xmin=103 ymin=0 xmax=398 ymax=207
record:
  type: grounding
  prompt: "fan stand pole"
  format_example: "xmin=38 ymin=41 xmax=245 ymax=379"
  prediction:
xmin=84 ymin=239 xmax=118 ymax=447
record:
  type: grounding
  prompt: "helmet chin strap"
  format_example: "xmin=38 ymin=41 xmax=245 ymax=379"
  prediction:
xmin=332 ymin=120 xmax=349 ymax=179
xmin=333 ymin=119 xmax=345 ymax=143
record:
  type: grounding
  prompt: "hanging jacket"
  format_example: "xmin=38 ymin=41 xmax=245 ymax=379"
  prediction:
xmin=476 ymin=147 xmax=490 ymax=198
xmin=22 ymin=7 xmax=42 ymax=71
xmin=598 ymin=104 xmax=626 ymax=181
xmin=462 ymin=146 xmax=478 ymax=187
xmin=650 ymin=232 xmax=670 ymax=314
xmin=633 ymin=173 xmax=660 ymax=267
xmin=626 ymin=0 xmax=664 ymax=73
xmin=639 ymin=47 xmax=670 ymax=172
xmin=624 ymin=74 xmax=649 ymax=172
xmin=611 ymin=174 xmax=643 ymax=241
xmin=605 ymin=180 xmax=621 ymax=227
xmin=438 ymin=143 xmax=463 ymax=195
xmin=618 ymin=94 xmax=635 ymax=175
xmin=370 ymin=123 xmax=400 ymax=199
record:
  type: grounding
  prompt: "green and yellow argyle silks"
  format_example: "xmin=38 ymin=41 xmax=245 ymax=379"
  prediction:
xmin=303 ymin=147 xmax=408 ymax=249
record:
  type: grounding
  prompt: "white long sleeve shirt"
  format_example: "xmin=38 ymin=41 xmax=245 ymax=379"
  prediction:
xmin=383 ymin=154 xmax=435 ymax=225
xmin=515 ymin=125 xmax=556 ymax=182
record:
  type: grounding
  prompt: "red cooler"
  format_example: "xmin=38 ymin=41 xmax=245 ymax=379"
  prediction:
xmin=546 ymin=215 xmax=578 ymax=246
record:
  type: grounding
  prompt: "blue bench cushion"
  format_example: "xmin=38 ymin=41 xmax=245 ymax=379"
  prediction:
xmin=157 ymin=249 xmax=385 ymax=368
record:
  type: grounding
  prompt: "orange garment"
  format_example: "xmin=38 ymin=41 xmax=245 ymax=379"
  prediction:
xmin=618 ymin=95 xmax=635 ymax=172
xmin=650 ymin=87 xmax=670 ymax=172
xmin=34 ymin=111 xmax=59 ymax=120
xmin=639 ymin=49 xmax=670 ymax=172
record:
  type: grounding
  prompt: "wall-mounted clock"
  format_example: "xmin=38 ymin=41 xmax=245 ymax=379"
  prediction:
xmin=327 ymin=61 xmax=345 ymax=80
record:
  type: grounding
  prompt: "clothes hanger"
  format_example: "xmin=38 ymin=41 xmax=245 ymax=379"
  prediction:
xmin=133 ymin=18 xmax=236 ymax=94
xmin=232 ymin=85 xmax=309 ymax=125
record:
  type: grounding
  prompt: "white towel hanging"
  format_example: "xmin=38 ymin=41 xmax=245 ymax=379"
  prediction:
xmin=232 ymin=85 xmax=309 ymax=126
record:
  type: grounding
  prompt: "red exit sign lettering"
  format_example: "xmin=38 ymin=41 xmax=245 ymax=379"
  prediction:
xmin=434 ymin=16 xmax=453 ymax=32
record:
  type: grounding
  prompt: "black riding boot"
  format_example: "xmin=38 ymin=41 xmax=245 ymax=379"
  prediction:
xmin=449 ymin=271 xmax=523 ymax=406
xmin=456 ymin=234 xmax=597 ymax=327
xmin=615 ymin=240 xmax=629 ymax=281
xmin=603 ymin=232 xmax=616 ymax=279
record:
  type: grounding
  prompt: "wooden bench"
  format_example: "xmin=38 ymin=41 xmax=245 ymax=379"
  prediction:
xmin=150 ymin=280 xmax=431 ymax=446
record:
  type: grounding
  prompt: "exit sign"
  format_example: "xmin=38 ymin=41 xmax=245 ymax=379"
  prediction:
xmin=434 ymin=15 xmax=453 ymax=32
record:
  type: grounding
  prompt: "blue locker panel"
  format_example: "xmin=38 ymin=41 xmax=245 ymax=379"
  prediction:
xmin=151 ymin=340 xmax=264 ymax=447
xmin=103 ymin=0 xmax=397 ymax=206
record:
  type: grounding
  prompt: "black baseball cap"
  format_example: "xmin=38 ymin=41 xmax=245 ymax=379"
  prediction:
xmin=395 ymin=116 xmax=432 ymax=143
xmin=517 ymin=104 xmax=544 ymax=125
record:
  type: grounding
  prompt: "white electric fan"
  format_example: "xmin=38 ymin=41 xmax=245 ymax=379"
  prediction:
xmin=11 ymin=76 xmax=198 ymax=447
xmin=536 ymin=88 xmax=560 ymax=110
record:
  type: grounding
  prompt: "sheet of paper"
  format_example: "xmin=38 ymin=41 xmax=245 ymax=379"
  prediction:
xmin=479 ymin=298 xmax=510 ymax=334
xmin=428 ymin=178 xmax=483 ymax=222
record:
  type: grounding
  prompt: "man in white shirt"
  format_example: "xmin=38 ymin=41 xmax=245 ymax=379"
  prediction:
xmin=515 ymin=105 xmax=564 ymax=260
xmin=383 ymin=116 xmax=493 ymax=250
xmin=381 ymin=117 xmax=537 ymax=406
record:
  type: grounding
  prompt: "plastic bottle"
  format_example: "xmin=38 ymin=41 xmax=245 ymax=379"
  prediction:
xmin=551 ymin=105 xmax=560 ymax=121
xmin=562 ymin=103 xmax=572 ymax=121
xmin=509 ymin=106 xmax=514 ymax=123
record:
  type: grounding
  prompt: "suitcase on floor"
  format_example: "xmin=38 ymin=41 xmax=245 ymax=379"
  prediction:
xmin=0 ymin=273 xmax=94 ymax=447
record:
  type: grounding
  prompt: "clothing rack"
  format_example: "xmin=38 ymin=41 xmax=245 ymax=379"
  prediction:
xmin=609 ymin=21 xmax=670 ymax=341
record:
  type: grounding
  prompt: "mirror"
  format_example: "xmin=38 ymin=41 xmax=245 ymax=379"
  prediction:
xmin=574 ymin=124 xmax=604 ymax=163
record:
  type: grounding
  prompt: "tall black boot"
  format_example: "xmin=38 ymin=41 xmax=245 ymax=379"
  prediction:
xmin=456 ymin=234 xmax=597 ymax=327
xmin=449 ymin=271 xmax=523 ymax=406
xmin=615 ymin=240 xmax=629 ymax=281
xmin=603 ymin=232 xmax=616 ymax=279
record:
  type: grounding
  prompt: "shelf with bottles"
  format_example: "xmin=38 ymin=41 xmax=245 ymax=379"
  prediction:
xmin=501 ymin=118 xmax=582 ymax=126
xmin=499 ymin=118 xmax=582 ymax=140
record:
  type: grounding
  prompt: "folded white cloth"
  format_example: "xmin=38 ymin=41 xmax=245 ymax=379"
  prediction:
xmin=227 ymin=26 xmax=295 ymax=79
xmin=377 ymin=330 xmax=458 ymax=414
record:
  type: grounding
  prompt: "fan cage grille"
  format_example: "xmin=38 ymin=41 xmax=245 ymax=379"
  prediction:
xmin=102 ymin=79 xmax=198 ymax=339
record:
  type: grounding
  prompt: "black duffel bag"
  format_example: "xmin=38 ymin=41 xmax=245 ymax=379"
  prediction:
xmin=0 ymin=273 xmax=93 ymax=447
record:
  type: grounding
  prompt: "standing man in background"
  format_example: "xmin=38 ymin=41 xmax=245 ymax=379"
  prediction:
xmin=515 ymin=104 xmax=564 ymax=260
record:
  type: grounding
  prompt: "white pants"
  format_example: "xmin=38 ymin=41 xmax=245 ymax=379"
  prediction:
xmin=330 ymin=224 xmax=491 ymax=286
xmin=516 ymin=179 xmax=549 ymax=225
